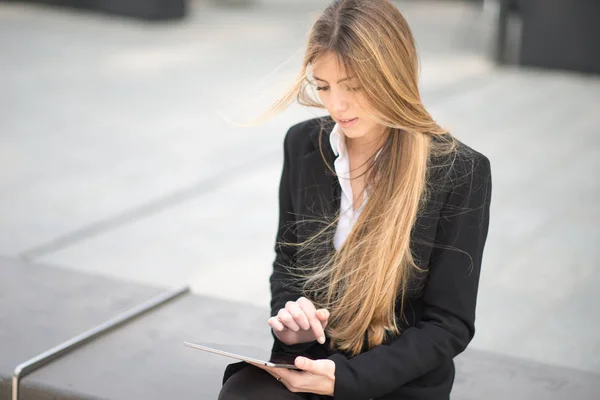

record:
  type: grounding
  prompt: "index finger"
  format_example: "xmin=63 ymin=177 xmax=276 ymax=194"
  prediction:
xmin=297 ymin=297 xmax=325 ymax=344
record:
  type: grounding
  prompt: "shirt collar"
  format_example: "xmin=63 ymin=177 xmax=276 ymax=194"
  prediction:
xmin=329 ymin=122 xmax=385 ymax=161
xmin=329 ymin=123 xmax=347 ymax=158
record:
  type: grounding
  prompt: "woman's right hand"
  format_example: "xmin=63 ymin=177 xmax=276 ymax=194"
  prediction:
xmin=268 ymin=297 xmax=330 ymax=346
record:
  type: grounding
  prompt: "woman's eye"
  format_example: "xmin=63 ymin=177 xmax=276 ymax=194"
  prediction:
xmin=347 ymin=86 xmax=362 ymax=92
xmin=316 ymin=86 xmax=329 ymax=91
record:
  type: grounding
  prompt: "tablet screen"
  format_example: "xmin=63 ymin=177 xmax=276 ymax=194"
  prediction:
xmin=183 ymin=341 xmax=303 ymax=369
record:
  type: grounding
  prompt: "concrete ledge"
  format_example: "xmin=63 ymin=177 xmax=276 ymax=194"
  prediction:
xmin=454 ymin=348 xmax=600 ymax=400
xmin=18 ymin=290 xmax=272 ymax=399
xmin=0 ymin=256 xmax=167 ymax=399
xmin=2 ymin=256 xmax=598 ymax=399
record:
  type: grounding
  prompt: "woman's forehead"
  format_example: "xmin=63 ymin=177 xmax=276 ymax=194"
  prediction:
xmin=310 ymin=53 xmax=353 ymax=81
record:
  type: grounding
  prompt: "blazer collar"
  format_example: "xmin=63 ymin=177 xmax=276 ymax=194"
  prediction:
xmin=302 ymin=115 xmax=340 ymax=219
xmin=308 ymin=115 xmax=337 ymax=164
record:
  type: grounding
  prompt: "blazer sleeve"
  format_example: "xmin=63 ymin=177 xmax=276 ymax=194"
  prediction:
xmin=327 ymin=154 xmax=493 ymax=400
xmin=269 ymin=127 xmax=320 ymax=354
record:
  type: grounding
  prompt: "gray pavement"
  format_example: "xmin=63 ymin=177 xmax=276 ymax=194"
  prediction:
xmin=1 ymin=0 xmax=599 ymax=382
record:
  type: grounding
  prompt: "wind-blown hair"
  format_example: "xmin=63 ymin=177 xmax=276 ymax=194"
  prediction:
xmin=261 ymin=0 xmax=462 ymax=356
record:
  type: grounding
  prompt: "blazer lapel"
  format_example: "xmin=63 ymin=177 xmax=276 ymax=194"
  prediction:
xmin=295 ymin=117 xmax=340 ymax=250
xmin=306 ymin=117 xmax=340 ymax=219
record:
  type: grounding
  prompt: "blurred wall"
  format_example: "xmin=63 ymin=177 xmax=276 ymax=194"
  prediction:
xmin=519 ymin=0 xmax=600 ymax=74
xmin=0 ymin=0 xmax=187 ymax=20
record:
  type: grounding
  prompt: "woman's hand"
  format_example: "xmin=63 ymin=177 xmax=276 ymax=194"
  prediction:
xmin=248 ymin=356 xmax=336 ymax=396
xmin=269 ymin=297 xmax=330 ymax=346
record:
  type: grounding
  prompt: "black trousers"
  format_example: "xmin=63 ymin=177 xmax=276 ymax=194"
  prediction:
xmin=218 ymin=364 xmax=312 ymax=400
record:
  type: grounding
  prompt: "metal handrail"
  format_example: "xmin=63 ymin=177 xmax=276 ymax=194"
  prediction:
xmin=12 ymin=285 xmax=190 ymax=400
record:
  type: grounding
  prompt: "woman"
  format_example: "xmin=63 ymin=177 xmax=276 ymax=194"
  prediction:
xmin=219 ymin=0 xmax=492 ymax=399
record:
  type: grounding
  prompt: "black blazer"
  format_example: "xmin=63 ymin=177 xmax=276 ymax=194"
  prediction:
xmin=223 ymin=116 xmax=492 ymax=400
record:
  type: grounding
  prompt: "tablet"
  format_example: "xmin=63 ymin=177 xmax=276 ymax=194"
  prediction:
xmin=183 ymin=341 xmax=302 ymax=369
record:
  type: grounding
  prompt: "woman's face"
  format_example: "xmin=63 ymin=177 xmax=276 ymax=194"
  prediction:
xmin=310 ymin=51 xmax=384 ymax=141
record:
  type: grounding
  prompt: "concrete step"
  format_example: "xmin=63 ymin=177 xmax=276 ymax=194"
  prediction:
xmin=2 ymin=257 xmax=599 ymax=399
xmin=0 ymin=256 xmax=166 ymax=399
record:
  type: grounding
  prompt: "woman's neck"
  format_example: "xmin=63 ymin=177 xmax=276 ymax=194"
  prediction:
xmin=346 ymin=126 xmax=389 ymax=160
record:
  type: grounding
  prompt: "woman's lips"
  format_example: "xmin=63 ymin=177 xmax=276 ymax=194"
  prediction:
xmin=338 ymin=117 xmax=358 ymax=128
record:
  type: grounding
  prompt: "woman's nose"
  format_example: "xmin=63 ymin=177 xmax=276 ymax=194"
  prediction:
xmin=329 ymin=90 xmax=349 ymax=113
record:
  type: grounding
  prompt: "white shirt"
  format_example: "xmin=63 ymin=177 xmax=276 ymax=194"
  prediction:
xmin=329 ymin=123 xmax=369 ymax=250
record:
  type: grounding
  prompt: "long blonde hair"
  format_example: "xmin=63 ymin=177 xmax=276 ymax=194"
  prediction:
xmin=261 ymin=0 xmax=459 ymax=356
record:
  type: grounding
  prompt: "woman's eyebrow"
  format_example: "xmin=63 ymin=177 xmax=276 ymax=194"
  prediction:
xmin=312 ymin=75 xmax=355 ymax=83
